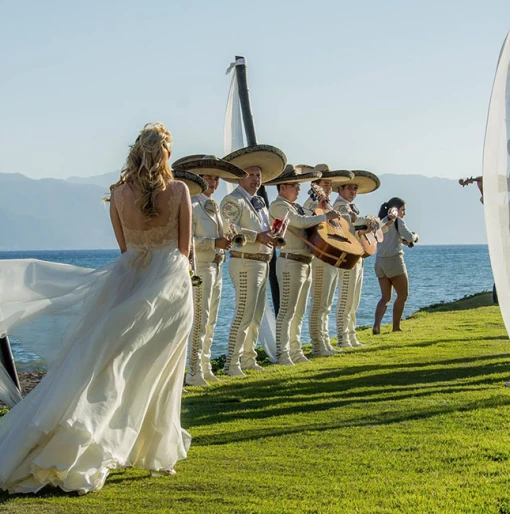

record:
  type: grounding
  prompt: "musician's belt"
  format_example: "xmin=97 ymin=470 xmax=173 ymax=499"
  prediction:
xmin=230 ymin=250 xmax=272 ymax=263
xmin=279 ymin=252 xmax=312 ymax=265
xmin=197 ymin=254 xmax=225 ymax=265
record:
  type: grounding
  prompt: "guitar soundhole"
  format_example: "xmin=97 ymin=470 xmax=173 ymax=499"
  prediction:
xmin=328 ymin=234 xmax=349 ymax=243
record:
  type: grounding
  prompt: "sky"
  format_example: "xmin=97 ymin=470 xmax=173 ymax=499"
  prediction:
xmin=0 ymin=0 xmax=508 ymax=182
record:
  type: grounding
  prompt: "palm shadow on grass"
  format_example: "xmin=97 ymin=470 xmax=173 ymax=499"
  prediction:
xmin=0 ymin=486 xmax=75 ymax=503
xmin=190 ymin=394 xmax=510 ymax=447
xmin=183 ymin=355 xmax=510 ymax=444
xmin=0 ymin=470 xmax=148 ymax=504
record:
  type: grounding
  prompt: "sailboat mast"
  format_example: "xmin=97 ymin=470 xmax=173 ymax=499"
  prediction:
xmin=234 ymin=55 xmax=280 ymax=314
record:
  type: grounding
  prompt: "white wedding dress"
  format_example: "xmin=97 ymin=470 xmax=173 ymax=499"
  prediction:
xmin=0 ymin=180 xmax=193 ymax=494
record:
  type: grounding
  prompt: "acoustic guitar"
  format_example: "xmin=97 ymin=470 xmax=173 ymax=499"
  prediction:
xmin=306 ymin=184 xmax=364 ymax=269
xmin=348 ymin=204 xmax=383 ymax=257
xmin=355 ymin=223 xmax=383 ymax=257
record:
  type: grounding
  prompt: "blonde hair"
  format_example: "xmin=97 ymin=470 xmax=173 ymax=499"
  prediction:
xmin=110 ymin=122 xmax=174 ymax=218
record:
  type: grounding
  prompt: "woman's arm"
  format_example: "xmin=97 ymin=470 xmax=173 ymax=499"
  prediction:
xmin=178 ymin=183 xmax=192 ymax=257
xmin=397 ymin=218 xmax=417 ymax=243
xmin=109 ymin=190 xmax=127 ymax=253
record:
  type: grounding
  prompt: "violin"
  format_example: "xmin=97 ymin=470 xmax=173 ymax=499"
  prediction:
xmin=458 ymin=176 xmax=482 ymax=187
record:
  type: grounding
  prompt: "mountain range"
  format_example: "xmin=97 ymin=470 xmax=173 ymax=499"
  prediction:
xmin=0 ymin=171 xmax=485 ymax=250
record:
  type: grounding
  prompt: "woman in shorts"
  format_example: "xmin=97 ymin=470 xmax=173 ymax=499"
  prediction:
xmin=372 ymin=197 xmax=419 ymax=334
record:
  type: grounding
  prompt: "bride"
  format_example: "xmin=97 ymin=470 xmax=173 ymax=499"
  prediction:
xmin=0 ymin=122 xmax=194 ymax=494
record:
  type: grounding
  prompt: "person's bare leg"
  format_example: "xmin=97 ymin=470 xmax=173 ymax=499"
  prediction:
xmin=373 ymin=277 xmax=393 ymax=334
xmin=390 ymin=273 xmax=409 ymax=331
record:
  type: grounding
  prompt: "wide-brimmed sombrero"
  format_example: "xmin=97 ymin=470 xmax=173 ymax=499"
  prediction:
xmin=172 ymin=170 xmax=208 ymax=196
xmin=311 ymin=164 xmax=354 ymax=184
xmin=264 ymin=164 xmax=322 ymax=186
xmin=222 ymin=144 xmax=287 ymax=183
xmin=172 ymin=154 xmax=247 ymax=181
xmin=332 ymin=170 xmax=380 ymax=194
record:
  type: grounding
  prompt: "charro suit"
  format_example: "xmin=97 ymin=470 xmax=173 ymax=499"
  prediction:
xmin=220 ymin=186 xmax=272 ymax=375
xmin=303 ymin=197 xmax=339 ymax=355
xmin=333 ymin=195 xmax=368 ymax=347
xmin=186 ymin=194 xmax=226 ymax=384
xmin=269 ymin=196 xmax=327 ymax=364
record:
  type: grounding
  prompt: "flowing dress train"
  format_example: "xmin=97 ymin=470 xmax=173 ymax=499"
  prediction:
xmin=0 ymin=180 xmax=193 ymax=494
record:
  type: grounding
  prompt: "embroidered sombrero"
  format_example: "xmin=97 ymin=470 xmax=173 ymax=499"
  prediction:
xmin=222 ymin=144 xmax=287 ymax=184
xmin=172 ymin=170 xmax=208 ymax=196
xmin=332 ymin=170 xmax=380 ymax=194
xmin=172 ymin=154 xmax=247 ymax=180
xmin=311 ymin=164 xmax=354 ymax=184
xmin=264 ymin=164 xmax=322 ymax=185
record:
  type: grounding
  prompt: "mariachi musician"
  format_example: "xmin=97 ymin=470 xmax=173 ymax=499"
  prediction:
xmin=173 ymin=155 xmax=248 ymax=386
xmin=220 ymin=145 xmax=286 ymax=376
xmin=303 ymin=165 xmax=354 ymax=357
xmin=332 ymin=170 xmax=380 ymax=348
xmin=266 ymin=165 xmax=342 ymax=365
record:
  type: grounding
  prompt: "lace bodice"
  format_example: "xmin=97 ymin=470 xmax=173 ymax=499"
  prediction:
xmin=113 ymin=181 xmax=185 ymax=251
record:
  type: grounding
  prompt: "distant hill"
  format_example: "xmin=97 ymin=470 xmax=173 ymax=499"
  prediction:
xmin=0 ymin=173 xmax=116 ymax=250
xmin=66 ymin=171 xmax=119 ymax=189
xmin=353 ymin=174 xmax=486 ymax=246
xmin=0 ymin=171 xmax=485 ymax=250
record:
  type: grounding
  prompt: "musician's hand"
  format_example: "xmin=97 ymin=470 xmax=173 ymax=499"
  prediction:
xmin=326 ymin=210 xmax=341 ymax=220
xmin=387 ymin=208 xmax=398 ymax=221
xmin=215 ymin=237 xmax=232 ymax=250
xmin=413 ymin=233 xmax=419 ymax=243
xmin=256 ymin=230 xmax=277 ymax=247
xmin=367 ymin=217 xmax=380 ymax=232
xmin=318 ymin=199 xmax=328 ymax=210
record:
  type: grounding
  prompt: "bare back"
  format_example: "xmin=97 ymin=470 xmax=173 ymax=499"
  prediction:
xmin=111 ymin=180 xmax=187 ymax=251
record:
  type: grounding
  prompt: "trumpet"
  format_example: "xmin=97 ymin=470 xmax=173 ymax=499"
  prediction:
xmin=189 ymin=238 xmax=203 ymax=287
xmin=225 ymin=223 xmax=247 ymax=248
xmin=271 ymin=213 xmax=289 ymax=249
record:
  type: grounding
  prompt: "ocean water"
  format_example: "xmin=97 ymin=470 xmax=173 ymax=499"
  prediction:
xmin=0 ymin=245 xmax=495 ymax=369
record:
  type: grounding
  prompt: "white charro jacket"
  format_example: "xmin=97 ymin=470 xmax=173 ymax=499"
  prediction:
xmin=220 ymin=186 xmax=272 ymax=255
xmin=269 ymin=196 xmax=326 ymax=256
xmin=192 ymin=194 xmax=225 ymax=263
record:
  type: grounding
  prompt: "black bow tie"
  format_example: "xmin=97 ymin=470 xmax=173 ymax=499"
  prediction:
xmin=251 ymin=196 xmax=265 ymax=211
xmin=349 ymin=203 xmax=360 ymax=215
xmin=294 ymin=203 xmax=305 ymax=215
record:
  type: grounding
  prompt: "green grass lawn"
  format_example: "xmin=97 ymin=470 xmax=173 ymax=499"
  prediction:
xmin=1 ymin=293 xmax=510 ymax=513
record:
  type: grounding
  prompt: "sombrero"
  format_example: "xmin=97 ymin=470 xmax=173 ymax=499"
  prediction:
xmin=264 ymin=164 xmax=322 ymax=186
xmin=172 ymin=154 xmax=247 ymax=181
xmin=222 ymin=144 xmax=287 ymax=184
xmin=311 ymin=164 xmax=354 ymax=184
xmin=172 ymin=170 xmax=208 ymax=196
xmin=332 ymin=170 xmax=380 ymax=194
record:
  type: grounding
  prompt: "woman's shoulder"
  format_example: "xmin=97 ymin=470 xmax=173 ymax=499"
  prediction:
xmin=165 ymin=179 xmax=189 ymax=200
xmin=110 ymin=182 xmax=130 ymax=202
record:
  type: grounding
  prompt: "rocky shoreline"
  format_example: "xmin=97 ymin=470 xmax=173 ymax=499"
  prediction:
xmin=0 ymin=371 xmax=46 ymax=408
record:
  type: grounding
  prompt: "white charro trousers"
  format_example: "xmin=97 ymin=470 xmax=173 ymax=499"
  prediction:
xmin=225 ymin=257 xmax=269 ymax=373
xmin=309 ymin=257 xmax=338 ymax=352
xmin=275 ymin=257 xmax=312 ymax=364
xmin=187 ymin=260 xmax=223 ymax=380
xmin=336 ymin=259 xmax=364 ymax=345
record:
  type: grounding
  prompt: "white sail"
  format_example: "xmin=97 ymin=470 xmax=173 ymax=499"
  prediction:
xmin=223 ymin=59 xmax=245 ymax=195
xmin=483 ymin=31 xmax=510 ymax=337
